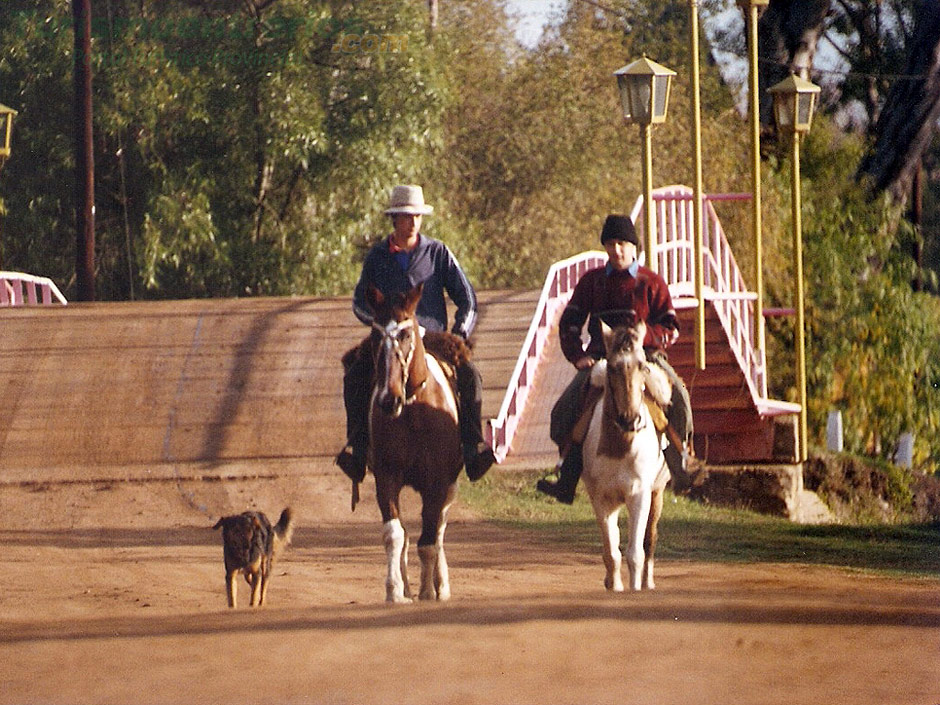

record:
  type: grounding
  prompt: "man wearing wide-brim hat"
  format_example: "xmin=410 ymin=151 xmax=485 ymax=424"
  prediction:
xmin=336 ymin=185 xmax=497 ymax=484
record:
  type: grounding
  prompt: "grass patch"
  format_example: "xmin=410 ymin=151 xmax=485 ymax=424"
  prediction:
xmin=461 ymin=469 xmax=940 ymax=578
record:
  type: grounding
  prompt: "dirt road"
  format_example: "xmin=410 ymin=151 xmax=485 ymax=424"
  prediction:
xmin=2 ymin=471 xmax=938 ymax=704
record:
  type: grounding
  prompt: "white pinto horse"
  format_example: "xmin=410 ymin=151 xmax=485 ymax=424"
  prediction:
xmin=580 ymin=320 xmax=673 ymax=592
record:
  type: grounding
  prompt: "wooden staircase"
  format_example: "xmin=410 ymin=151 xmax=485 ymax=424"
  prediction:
xmin=671 ymin=304 xmax=792 ymax=463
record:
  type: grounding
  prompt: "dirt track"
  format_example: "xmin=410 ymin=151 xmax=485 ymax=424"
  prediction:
xmin=2 ymin=470 xmax=939 ymax=705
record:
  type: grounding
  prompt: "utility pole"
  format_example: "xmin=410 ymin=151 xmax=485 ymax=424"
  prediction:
xmin=73 ymin=0 xmax=95 ymax=301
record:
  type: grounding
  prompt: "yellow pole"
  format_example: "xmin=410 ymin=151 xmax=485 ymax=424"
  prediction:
xmin=791 ymin=134 xmax=808 ymax=462
xmin=746 ymin=2 xmax=766 ymax=370
xmin=641 ymin=123 xmax=656 ymax=271
xmin=689 ymin=0 xmax=706 ymax=371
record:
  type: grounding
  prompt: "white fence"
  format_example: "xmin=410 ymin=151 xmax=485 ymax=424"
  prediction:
xmin=1 ymin=271 xmax=68 ymax=307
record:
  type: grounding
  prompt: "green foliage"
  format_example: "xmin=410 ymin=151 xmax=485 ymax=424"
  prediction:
xmin=461 ymin=469 xmax=940 ymax=577
xmin=0 ymin=0 xmax=449 ymax=298
xmin=762 ymin=118 xmax=940 ymax=469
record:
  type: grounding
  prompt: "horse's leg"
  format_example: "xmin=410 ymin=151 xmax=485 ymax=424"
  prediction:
xmin=417 ymin=483 xmax=455 ymax=601
xmin=643 ymin=485 xmax=665 ymax=590
xmin=592 ymin=500 xmax=624 ymax=592
xmin=377 ymin=478 xmax=412 ymax=604
xmin=400 ymin=526 xmax=412 ymax=599
xmin=625 ymin=489 xmax=653 ymax=591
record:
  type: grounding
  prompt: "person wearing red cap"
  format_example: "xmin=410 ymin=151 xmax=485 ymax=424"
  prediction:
xmin=536 ymin=214 xmax=693 ymax=504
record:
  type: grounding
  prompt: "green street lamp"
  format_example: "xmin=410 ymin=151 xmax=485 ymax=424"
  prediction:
xmin=614 ymin=56 xmax=676 ymax=272
xmin=0 ymin=103 xmax=16 ymax=164
xmin=769 ymin=73 xmax=821 ymax=462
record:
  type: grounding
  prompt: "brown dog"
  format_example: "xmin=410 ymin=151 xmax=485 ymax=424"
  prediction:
xmin=212 ymin=507 xmax=294 ymax=608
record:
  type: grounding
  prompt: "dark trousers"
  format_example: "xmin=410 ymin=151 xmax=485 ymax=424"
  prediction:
xmin=342 ymin=339 xmax=486 ymax=457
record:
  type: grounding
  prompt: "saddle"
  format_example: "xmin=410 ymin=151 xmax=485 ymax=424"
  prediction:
xmin=422 ymin=331 xmax=470 ymax=395
xmin=569 ymin=379 xmax=673 ymax=446
xmin=342 ymin=330 xmax=469 ymax=396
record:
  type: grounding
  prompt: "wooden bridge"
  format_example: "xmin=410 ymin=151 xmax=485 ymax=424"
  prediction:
xmin=0 ymin=186 xmax=797 ymax=480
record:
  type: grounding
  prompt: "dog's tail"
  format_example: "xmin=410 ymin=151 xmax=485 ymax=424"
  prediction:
xmin=273 ymin=507 xmax=294 ymax=549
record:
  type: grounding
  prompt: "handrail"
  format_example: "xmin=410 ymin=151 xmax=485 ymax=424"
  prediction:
xmin=0 ymin=271 xmax=68 ymax=307
xmin=485 ymin=251 xmax=606 ymax=461
xmin=632 ymin=185 xmax=767 ymax=399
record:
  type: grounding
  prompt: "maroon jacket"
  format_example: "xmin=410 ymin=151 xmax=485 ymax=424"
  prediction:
xmin=559 ymin=263 xmax=678 ymax=365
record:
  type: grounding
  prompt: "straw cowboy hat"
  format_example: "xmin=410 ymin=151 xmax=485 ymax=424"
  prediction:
xmin=384 ymin=184 xmax=434 ymax=215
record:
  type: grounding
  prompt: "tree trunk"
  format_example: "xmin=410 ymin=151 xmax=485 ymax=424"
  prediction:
xmin=856 ymin=1 xmax=940 ymax=204
xmin=73 ymin=0 xmax=96 ymax=301
xmin=757 ymin=0 xmax=831 ymax=130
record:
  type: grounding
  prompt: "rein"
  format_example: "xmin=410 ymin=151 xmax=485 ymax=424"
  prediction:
xmin=373 ymin=318 xmax=428 ymax=405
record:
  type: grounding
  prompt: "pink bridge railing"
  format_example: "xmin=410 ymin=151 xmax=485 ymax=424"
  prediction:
xmin=1 ymin=271 xmax=68 ymax=307
xmin=485 ymin=251 xmax=606 ymax=462
xmin=486 ymin=185 xmax=795 ymax=461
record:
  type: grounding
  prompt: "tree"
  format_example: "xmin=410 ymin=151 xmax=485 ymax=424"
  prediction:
xmin=856 ymin=0 xmax=940 ymax=204
xmin=0 ymin=1 xmax=450 ymax=298
xmin=757 ymin=0 xmax=831 ymax=129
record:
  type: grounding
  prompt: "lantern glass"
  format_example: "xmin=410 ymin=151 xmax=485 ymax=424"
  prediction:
xmin=772 ymin=94 xmax=794 ymax=131
xmin=617 ymin=73 xmax=651 ymax=124
xmin=651 ymin=74 xmax=672 ymax=123
xmin=796 ymin=91 xmax=816 ymax=130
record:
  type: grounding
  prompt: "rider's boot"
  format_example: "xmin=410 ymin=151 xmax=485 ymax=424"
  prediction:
xmin=335 ymin=362 xmax=370 ymax=484
xmin=536 ymin=443 xmax=583 ymax=504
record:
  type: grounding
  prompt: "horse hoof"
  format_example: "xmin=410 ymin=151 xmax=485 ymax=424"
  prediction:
xmin=386 ymin=594 xmax=414 ymax=604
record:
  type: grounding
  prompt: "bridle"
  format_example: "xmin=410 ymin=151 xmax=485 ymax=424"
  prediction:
xmin=604 ymin=352 xmax=648 ymax=435
xmin=372 ymin=317 xmax=427 ymax=405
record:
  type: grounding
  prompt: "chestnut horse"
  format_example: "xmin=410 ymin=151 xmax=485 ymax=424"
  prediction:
xmin=580 ymin=319 xmax=673 ymax=591
xmin=365 ymin=284 xmax=463 ymax=603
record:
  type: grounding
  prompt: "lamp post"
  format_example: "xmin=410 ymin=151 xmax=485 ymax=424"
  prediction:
xmin=769 ymin=73 xmax=821 ymax=462
xmin=0 ymin=103 xmax=15 ymax=165
xmin=0 ymin=103 xmax=15 ymax=269
xmin=614 ymin=56 xmax=675 ymax=272
xmin=738 ymin=0 xmax=769 ymax=373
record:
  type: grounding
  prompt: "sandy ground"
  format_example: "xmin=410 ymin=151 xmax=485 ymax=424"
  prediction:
xmin=2 ymin=470 xmax=939 ymax=705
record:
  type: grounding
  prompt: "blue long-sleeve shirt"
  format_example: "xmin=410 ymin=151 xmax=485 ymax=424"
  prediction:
xmin=352 ymin=234 xmax=478 ymax=338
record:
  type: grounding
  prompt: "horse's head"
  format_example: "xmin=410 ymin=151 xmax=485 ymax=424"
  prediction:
xmin=600 ymin=319 xmax=650 ymax=434
xmin=367 ymin=283 xmax=425 ymax=419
